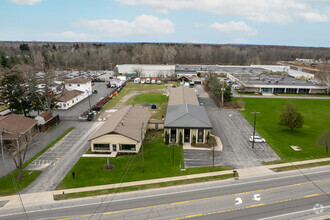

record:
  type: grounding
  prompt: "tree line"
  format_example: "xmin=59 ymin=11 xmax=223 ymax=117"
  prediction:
xmin=0 ymin=42 xmax=329 ymax=72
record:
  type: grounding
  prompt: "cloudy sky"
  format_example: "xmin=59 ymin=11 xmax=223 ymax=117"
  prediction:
xmin=1 ymin=0 xmax=330 ymax=47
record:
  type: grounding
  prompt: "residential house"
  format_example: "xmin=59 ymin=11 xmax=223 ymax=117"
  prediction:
xmin=88 ymin=105 xmax=151 ymax=155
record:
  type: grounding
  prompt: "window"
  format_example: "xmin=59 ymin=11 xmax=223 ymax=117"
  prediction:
xmin=69 ymin=84 xmax=71 ymax=86
xmin=78 ymin=84 xmax=80 ymax=87
xmin=94 ymin=144 xmax=110 ymax=150
xmin=63 ymin=103 xmax=66 ymax=107
xmin=198 ymin=129 xmax=204 ymax=143
xmin=171 ymin=129 xmax=176 ymax=142
xmin=119 ymin=144 xmax=136 ymax=151
xmin=72 ymin=100 xmax=74 ymax=104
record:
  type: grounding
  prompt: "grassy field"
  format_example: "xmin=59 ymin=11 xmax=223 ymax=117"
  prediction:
xmin=0 ymin=127 xmax=74 ymax=196
xmin=0 ymin=105 xmax=8 ymax=111
xmin=239 ymin=98 xmax=330 ymax=163
xmin=57 ymin=131 xmax=231 ymax=189
xmin=54 ymin=174 xmax=233 ymax=200
xmin=98 ymin=83 xmax=167 ymax=117
xmin=126 ymin=93 xmax=169 ymax=119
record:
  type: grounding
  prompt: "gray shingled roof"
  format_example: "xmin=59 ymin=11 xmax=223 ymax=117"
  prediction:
xmin=164 ymin=104 xmax=212 ymax=128
xmin=88 ymin=105 xmax=151 ymax=142
xmin=168 ymin=86 xmax=199 ymax=106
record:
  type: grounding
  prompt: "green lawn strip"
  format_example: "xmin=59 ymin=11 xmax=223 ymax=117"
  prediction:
xmin=237 ymin=98 xmax=330 ymax=163
xmin=270 ymin=160 xmax=330 ymax=172
xmin=23 ymin=127 xmax=75 ymax=168
xmin=54 ymin=174 xmax=233 ymax=200
xmin=56 ymin=130 xmax=231 ymax=190
xmin=0 ymin=127 xmax=74 ymax=196
xmin=0 ymin=170 xmax=42 ymax=196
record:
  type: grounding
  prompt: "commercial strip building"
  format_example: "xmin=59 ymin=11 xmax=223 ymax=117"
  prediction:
xmin=88 ymin=105 xmax=151 ymax=154
xmin=229 ymin=73 xmax=328 ymax=94
xmin=164 ymin=86 xmax=212 ymax=144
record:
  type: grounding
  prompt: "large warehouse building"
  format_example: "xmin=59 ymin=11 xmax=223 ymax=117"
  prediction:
xmin=114 ymin=64 xmax=175 ymax=78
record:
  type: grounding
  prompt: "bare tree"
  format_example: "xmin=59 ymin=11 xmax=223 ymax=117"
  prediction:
xmin=4 ymin=132 xmax=32 ymax=179
xmin=133 ymin=67 xmax=143 ymax=77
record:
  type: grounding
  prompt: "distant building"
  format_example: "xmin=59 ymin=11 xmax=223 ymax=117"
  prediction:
xmin=115 ymin=64 xmax=175 ymax=78
xmin=88 ymin=105 xmax=151 ymax=155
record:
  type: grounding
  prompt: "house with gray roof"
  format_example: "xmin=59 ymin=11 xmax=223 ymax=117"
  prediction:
xmin=164 ymin=86 xmax=212 ymax=144
xmin=88 ymin=105 xmax=150 ymax=155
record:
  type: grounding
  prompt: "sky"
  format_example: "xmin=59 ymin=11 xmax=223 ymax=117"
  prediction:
xmin=1 ymin=0 xmax=330 ymax=47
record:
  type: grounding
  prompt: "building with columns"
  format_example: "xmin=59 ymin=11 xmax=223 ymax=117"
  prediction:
xmin=164 ymin=86 xmax=212 ymax=144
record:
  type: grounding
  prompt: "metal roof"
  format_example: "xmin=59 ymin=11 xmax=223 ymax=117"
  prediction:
xmin=164 ymin=104 xmax=212 ymax=128
xmin=168 ymin=86 xmax=199 ymax=106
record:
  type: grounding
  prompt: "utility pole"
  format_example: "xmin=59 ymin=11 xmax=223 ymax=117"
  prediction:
xmin=1 ymin=129 xmax=10 ymax=177
xmin=141 ymin=122 xmax=144 ymax=173
xmin=86 ymin=90 xmax=91 ymax=111
xmin=221 ymin=79 xmax=225 ymax=107
xmin=251 ymin=112 xmax=260 ymax=149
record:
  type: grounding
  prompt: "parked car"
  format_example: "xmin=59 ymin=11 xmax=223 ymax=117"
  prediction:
xmin=87 ymin=112 xmax=95 ymax=121
xmin=249 ymin=136 xmax=265 ymax=143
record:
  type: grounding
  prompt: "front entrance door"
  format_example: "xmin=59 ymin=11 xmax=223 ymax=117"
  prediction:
xmin=113 ymin=144 xmax=117 ymax=152
xmin=184 ymin=129 xmax=190 ymax=143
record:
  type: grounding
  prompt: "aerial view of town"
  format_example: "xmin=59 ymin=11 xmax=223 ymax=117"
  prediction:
xmin=0 ymin=0 xmax=329 ymax=219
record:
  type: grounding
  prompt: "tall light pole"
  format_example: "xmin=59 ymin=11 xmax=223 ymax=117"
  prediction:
xmin=86 ymin=90 xmax=91 ymax=111
xmin=251 ymin=112 xmax=260 ymax=149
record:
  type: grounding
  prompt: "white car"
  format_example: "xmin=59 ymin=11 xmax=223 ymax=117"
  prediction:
xmin=249 ymin=136 xmax=265 ymax=143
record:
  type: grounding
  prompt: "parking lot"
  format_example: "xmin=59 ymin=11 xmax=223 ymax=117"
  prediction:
xmin=53 ymin=82 xmax=115 ymax=118
xmin=183 ymin=86 xmax=280 ymax=169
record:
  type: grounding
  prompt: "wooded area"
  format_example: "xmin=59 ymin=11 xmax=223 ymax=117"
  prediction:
xmin=1 ymin=41 xmax=329 ymax=72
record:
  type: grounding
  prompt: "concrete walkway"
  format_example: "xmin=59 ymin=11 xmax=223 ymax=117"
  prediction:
xmin=1 ymin=157 xmax=330 ymax=210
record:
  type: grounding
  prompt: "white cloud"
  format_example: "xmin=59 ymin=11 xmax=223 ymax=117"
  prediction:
xmin=72 ymin=15 xmax=174 ymax=37
xmin=9 ymin=0 xmax=42 ymax=5
xmin=42 ymin=31 xmax=95 ymax=41
xmin=116 ymin=0 xmax=330 ymax=24
xmin=295 ymin=11 xmax=329 ymax=23
xmin=210 ymin=21 xmax=257 ymax=36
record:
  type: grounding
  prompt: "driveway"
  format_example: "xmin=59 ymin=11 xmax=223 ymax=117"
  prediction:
xmin=0 ymin=121 xmax=77 ymax=178
xmin=183 ymin=86 xmax=280 ymax=169
xmin=22 ymin=121 xmax=103 ymax=193
xmin=53 ymin=82 xmax=116 ymax=117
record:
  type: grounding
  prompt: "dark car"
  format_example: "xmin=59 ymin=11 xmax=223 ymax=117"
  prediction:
xmin=87 ymin=112 xmax=95 ymax=121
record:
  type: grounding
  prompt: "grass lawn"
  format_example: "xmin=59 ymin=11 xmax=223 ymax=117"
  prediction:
xmin=0 ymin=170 xmax=42 ymax=196
xmin=126 ymin=93 xmax=169 ymax=119
xmin=0 ymin=105 xmax=8 ymax=112
xmin=239 ymin=98 xmax=330 ymax=163
xmin=57 ymin=130 xmax=231 ymax=190
xmin=0 ymin=127 xmax=74 ymax=196
xmin=54 ymin=174 xmax=233 ymax=200
xmin=98 ymin=82 xmax=167 ymax=117
xmin=270 ymin=160 xmax=330 ymax=172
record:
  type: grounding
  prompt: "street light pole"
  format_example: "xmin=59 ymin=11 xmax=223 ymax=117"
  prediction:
xmin=141 ymin=122 xmax=145 ymax=173
xmin=251 ymin=112 xmax=260 ymax=149
xmin=86 ymin=90 xmax=91 ymax=111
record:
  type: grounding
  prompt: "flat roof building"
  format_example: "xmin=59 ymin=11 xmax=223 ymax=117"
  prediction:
xmin=115 ymin=64 xmax=175 ymax=78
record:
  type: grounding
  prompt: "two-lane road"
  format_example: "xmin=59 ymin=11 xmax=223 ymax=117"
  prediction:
xmin=1 ymin=166 xmax=330 ymax=220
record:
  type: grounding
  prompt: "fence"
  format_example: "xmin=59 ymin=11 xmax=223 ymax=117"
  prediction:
xmin=39 ymin=115 xmax=60 ymax=132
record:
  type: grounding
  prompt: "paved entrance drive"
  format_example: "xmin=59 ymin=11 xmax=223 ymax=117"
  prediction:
xmin=184 ymin=86 xmax=280 ymax=169
xmin=23 ymin=121 xmax=104 ymax=193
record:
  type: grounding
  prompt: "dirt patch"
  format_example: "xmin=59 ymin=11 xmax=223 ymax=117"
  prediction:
xmin=104 ymin=164 xmax=115 ymax=170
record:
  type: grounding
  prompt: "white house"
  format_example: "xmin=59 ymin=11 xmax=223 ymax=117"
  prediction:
xmin=56 ymin=90 xmax=85 ymax=110
xmin=56 ymin=77 xmax=92 ymax=110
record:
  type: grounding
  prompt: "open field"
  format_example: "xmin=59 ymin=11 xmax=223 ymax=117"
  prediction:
xmin=98 ymin=82 xmax=167 ymax=117
xmin=239 ymin=98 xmax=330 ymax=163
xmin=57 ymin=131 xmax=231 ymax=189
xmin=126 ymin=93 xmax=168 ymax=119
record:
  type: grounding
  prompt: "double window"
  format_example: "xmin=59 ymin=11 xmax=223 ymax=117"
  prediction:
xmin=119 ymin=144 xmax=136 ymax=151
xmin=94 ymin=144 xmax=110 ymax=150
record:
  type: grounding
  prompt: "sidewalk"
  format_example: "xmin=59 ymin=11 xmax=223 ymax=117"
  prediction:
xmin=1 ymin=157 xmax=330 ymax=210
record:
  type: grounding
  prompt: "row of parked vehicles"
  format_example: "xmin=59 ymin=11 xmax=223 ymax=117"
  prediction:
xmin=134 ymin=77 xmax=161 ymax=84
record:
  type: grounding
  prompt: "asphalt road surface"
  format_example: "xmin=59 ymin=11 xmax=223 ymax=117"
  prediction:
xmin=184 ymin=86 xmax=279 ymax=168
xmin=22 ymin=121 xmax=104 ymax=193
xmin=1 ymin=166 xmax=330 ymax=220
